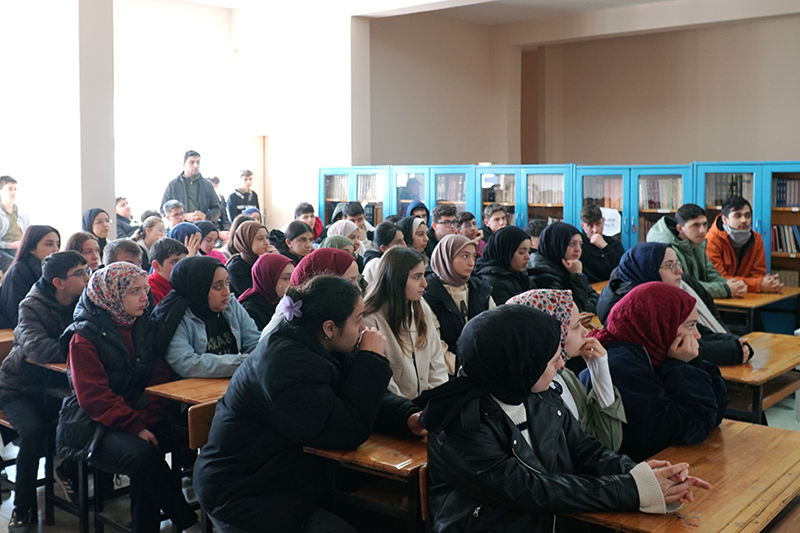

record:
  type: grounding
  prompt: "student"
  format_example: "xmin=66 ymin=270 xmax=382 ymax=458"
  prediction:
xmin=227 ymin=221 xmax=272 ymax=298
xmin=115 ymin=197 xmax=136 ymax=239
xmin=364 ymin=247 xmax=448 ymax=400
xmin=318 ymin=234 xmax=356 ymax=257
xmin=161 ymin=150 xmax=221 ymax=223
xmin=647 ymin=203 xmax=745 ymax=299
xmin=455 ymin=211 xmax=485 ymax=256
xmin=397 ymin=215 xmax=430 ymax=255
xmin=282 ymin=202 xmax=316 ymax=231
xmin=226 ymin=169 xmax=260 ymax=223
xmin=506 ymin=289 xmax=626 ymax=451
xmin=238 ymin=254 xmax=294 ymax=330
xmin=65 ymin=232 xmax=101 ymax=272
xmin=342 ymin=201 xmax=376 ymax=253
xmin=597 ymin=242 xmax=752 ymax=366
xmin=0 ymin=251 xmax=88 ymax=531
xmin=103 ymin=238 xmax=143 ymax=266
xmin=473 ymin=225 xmax=533 ymax=304
xmin=405 ymin=199 xmax=430 ymax=221
xmin=140 ymin=209 xmax=161 ymax=222
xmin=82 ymin=208 xmax=110 ymax=258
xmin=481 ymin=202 xmax=507 ymax=242
xmin=146 ymin=238 xmax=188 ymax=305
xmin=422 ymin=305 xmax=710 ymax=532
xmin=243 ymin=206 xmax=261 ymax=223
xmin=424 ymin=203 xmax=458 ymax=258
xmin=292 ymin=248 xmax=361 ymax=289
xmin=130 ymin=216 xmax=166 ymax=270
xmin=194 ymin=276 xmax=401 ymax=533
xmin=167 ymin=221 xmax=202 ymax=256
xmin=362 ymin=221 xmax=405 ymax=285
xmin=527 ymin=221 xmax=599 ymax=314
xmin=314 ymin=202 xmax=347 ymax=244
xmin=57 ymin=262 xmax=202 ymax=533
xmin=152 ymin=256 xmax=260 ymax=378
xmin=425 ymin=234 xmax=494 ymax=374
xmin=162 ymin=199 xmax=186 ymax=230
xmin=0 ymin=226 xmax=60 ymax=329
xmin=0 ymin=175 xmax=29 ymax=273
xmin=219 ymin=213 xmax=250 ymax=260
xmin=525 ymin=218 xmax=547 ymax=253
xmin=588 ymin=282 xmax=729 ymax=462
xmin=579 ymin=204 xmax=625 ymax=283
xmin=706 ymin=195 xmax=782 ymax=293
xmin=206 ymin=176 xmax=231 ymax=239
xmin=195 ymin=220 xmax=227 ymax=263
xmin=276 ymin=221 xmax=314 ymax=264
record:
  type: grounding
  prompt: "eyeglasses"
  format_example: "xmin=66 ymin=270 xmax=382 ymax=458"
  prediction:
xmin=461 ymin=222 xmax=477 ymax=229
xmin=437 ymin=220 xmax=457 ymax=227
xmin=93 ymin=218 xmax=112 ymax=226
xmin=660 ymin=260 xmax=682 ymax=273
xmin=167 ymin=212 xmax=185 ymax=219
xmin=65 ymin=267 xmax=92 ymax=279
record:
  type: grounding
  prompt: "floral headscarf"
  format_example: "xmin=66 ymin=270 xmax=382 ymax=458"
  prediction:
xmin=506 ymin=289 xmax=573 ymax=359
xmin=87 ymin=262 xmax=149 ymax=326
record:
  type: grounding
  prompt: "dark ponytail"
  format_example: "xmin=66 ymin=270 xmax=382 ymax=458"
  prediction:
xmin=284 ymin=275 xmax=360 ymax=336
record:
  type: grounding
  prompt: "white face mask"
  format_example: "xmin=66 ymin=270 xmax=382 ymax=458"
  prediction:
xmin=723 ymin=222 xmax=751 ymax=247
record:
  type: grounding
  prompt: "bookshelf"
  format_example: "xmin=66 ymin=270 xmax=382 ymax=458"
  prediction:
xmin=357 ymin=172 xmax=386 ymax=227
xmin=434 ymin=172 xmax=468 ymax=214
xmin=394 ymin=170 xmax=426 ymax=218
xmin=703 ymin=172 xmax=755 ymax=225
xmin=634 ymin=173 xmax=684 ymax=244
xmin=526 ymin=172 xmax=565 ymax=227
xmin=323 ymin=172 xmax=349 ymax=224
xmin=479 ymin=169 xmax=516 ymax=226
xmin=769 ymin=170 xmax=800 ymax=286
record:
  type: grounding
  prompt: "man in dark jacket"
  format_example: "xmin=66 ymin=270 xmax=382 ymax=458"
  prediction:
xmin=161 ymin=150 xmax=221 ymax=224
xmin=0 ymin=251 xmax=89 ymax=531
xmin=425 ymin=203 xmax=458 ymax=258
xmin=579 ymin=204 xmax=625 ymax=283
xmin=114 ymin=197 xmax=137 ymax=239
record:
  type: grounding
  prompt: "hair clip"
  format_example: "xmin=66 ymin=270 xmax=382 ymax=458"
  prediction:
xmin=277 ymin=295 xmax=303 ymax=321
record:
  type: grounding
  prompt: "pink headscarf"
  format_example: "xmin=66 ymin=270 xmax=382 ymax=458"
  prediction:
xmin=238 ymin=253 xmax=294 ymax=305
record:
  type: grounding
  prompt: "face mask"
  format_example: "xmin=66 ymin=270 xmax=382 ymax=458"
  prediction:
xmin=723 ymin=222 xmax=751 ymax=247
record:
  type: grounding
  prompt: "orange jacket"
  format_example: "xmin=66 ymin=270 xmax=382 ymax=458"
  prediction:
xmin=705 ymin=214 xmax=767 ymax=292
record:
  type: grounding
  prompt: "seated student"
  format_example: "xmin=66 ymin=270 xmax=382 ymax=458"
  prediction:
xmin=115 ymin=197 xmax=136 ymax=239
xmin=455 ymin=211 xmax=485 ymax=257
xmin=243 ymin=206 xmax=261 ymax=223
xmin=152 ymin=256 xmax=260 ymax=378
xmin=473 ymin=225 xmax=533 ymax=304
xmin=528 ymin=221 xmax=599 ymax=314
xmin=228 ymin=220 xmax=272 ymax=297
xmin=167 ymin=221 xmax=201 ymax=256
xmin=219 ymin=213 xmax=249 ymax=260
xmin=364 ymin=247 xmax=448 ymax=400
xmin=162 ymin=199 xmax=187 ymax=230
xmin=397 ymin=215 xmax=430 ymax=256
xmin=195 ymin=220 xmax=227 ymax=263
xmin=362 ymin=221 xmax=406 ymax=285
xmin=405 ymin=199 xmax=430 ymax=221
xmin=226 ymin=169 xmax=260 ymax=223
xmin=647 ymin=203 xmax=745 ymax=299
xmin=0 ymin=175 xmax=29 ymax=274
xmin=481 ymin=202 xmax=507 ymax=242
xmin=131 ymin=216 xmax=166 ymax=270
xmin=579 ymin=204 xmax=626 ymax=283
xmin=281 ymin=202 xmax=315 ymax=232
xmin=0 ymin=251 xmax=89 ymax=531
xmin=525 ymin=218 xmax=547 ymax=253
xmin=706 ymin=195 xmax=782 ymax=294
xmin=424 ymin=203 xmax=458 ymax=258
xmin=146 ymin=238 xmax=188 ymax=304
xmin=239 ymin=254 xmax=294 ymax=330
xmin=273 ymin=221 xmax=314 ymax=265
xmin=140 ymin=209 xmax=161 ymax=222
xmin=597 ymin=242 xmax=752 ymax=366
xmin=82 ymin=208 xmax=110 ymax=258
xmin=326 ymin=219 xmax=362 ymax=256
xmin=421 ymin=305 xmax=710 ymax=532
xmin=103 ymin=238 xmax=143 ymax=266
xmin=588 ymin=282 xmax=729 ymax=462
xmin=313 ymin=202 xmax=347 ymax=244
xmin=65 ymin=231 xmax=101 ymax=272
xmin=425 ymin=234 xmax=494 ymax=375
xmin=506 ymin=289 xmax=626 ymax=451
xmin=318 ymin=234 xmax=356 ymax=257
xmin=58 ymin=262 xmax=202 ymax=533
xmin=0 ymin=226 xmax=60 ymax=329
xmin=343 ymin=201 xmax=376 ymax=253
xmin=194 ymin=275 xmax=417 ymax=533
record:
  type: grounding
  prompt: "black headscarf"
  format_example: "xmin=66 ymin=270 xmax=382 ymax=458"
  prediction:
xmin=482 ymin=226 xmax=530 ymax=268
xmin=418 ymin=305 xmax=561 ymax=433
xmin=82 ymin=208 xmax=108 ymax=254
xmin=397 ymin=216 xmax=425 ymax=248
xmin=537 ymin=221 xmax=580 ymax=274
xmin=617 ymin=242 xmax=669 ymax=286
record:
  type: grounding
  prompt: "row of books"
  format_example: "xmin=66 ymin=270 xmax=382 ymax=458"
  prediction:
xmin=356 ymin=174 xmax=385 ymax=203
xmin=436 ymin=175 xmax=467 ymax=203
xmin=584 ymin=178 xmax=624 ymax=210
xmin=527 ymin=175 xmax=565 ymax=205
xmin=772 ymin=270 xmax=799 ymax=287
xmin=705 ymin=174 xmax=754 ymax=206
xmin=773 ymin=177 xmax=800 ymax=207
xmin=638 ymin=177 xmax=682 ymax=210
xmin=771 ymin=225 xmax=800 ymax=253
xmin=363 ymin=203 xmax=384 ymax=226
xmin=325 ymin=174 xmax=349 ymax=200
xmin=638 ymin=217 xmax=655 ymax=238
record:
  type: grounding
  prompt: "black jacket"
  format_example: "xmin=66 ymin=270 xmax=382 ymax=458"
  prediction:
xmin=363 ymin=249 xmax=382 ymax=266
xmin=426 ymin=392 xmax=640 ymax=532
xmin=0 ymin=279 xmax=74 ymax=397
xmin=226 ymin=189 xmax=259 ymax=223
xmin=267 ymin=229 xmax=303 ymax=266
xmin=116 ymin=216 xmax=136 ymax=239
xmin=473 ymin=258 xmax=531 ymax=305
xmin=215 ymin=194 xmax=231 ymax=232
xmin=193 ymin=323 xmax=415 ymax=532
xmin=225 ymin=255 xmax=253 ymax=299
xmin=0 ymin=254 xmax=42 ymax=329
xmin=240 ymin=294 xmax=276 ymax=331
xmin=597 ymin=270 xmax=749 ymax=365
xmin=425 ymin=227 xmax=439 ymax=258
xmin=580 ymin=232 xmax=625 ymax=284
xmin=526 ymin=252 xmax=598 ymax=313
xmin=161 ymin=173 xmax=221 ymax=222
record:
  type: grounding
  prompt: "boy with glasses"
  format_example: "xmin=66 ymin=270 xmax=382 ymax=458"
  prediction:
xmin=425 ymin=203 xmax=458 ymax=257
xmin=456 ymin=212 xmax=486 ymax=257
xmin=162 ymin=199 xmax=186 ymax=229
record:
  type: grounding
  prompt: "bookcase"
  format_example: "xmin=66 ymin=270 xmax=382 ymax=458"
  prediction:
xmin=475 ymin=166 xmax=519 ymax=227
xmin=318 ymin=166 xmax=391 ymax=225
xmin=521 ymin=165 xmax=574 ymax=230
xmin=430 ymin=166 xmax=476 ymax=218
xmin=575 ymin=166 xmax=632 ymax=246
xmin=763 ymin=162 xmax=800 ymax=284
xmin=631 ymin=166 xmax=693 ymax=246
xmin=392 ymin=166 xmax=429 ymax=219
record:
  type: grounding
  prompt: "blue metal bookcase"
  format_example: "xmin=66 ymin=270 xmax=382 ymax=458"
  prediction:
xmin=428 ymin=166 xmax=478 ymax=220
xmin=390 ymin=166 xmax=430 ymax=219
xmin=575 ymin=166 xmax=633 ymax=248
xmin=518 ymin=164 xmax=575 ymax=230
xmin=630 ymin=165 xmax=693 ymax=246
xmin=318 ymin=166 xmax=391 ymax=226
xmin=473 ymin=166 xmax=521 ymax=227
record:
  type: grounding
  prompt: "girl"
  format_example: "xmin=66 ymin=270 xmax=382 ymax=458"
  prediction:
xmin=238 ymin=253 xmax=294 ymax=330
xmin=243 ymin=206 xmax=262 ymax=223
xmin=219 ymin=213 xmax=250 ymax=260
xmin=318 ymin=235 xmax=356 ymax=257
xmin=195 ymin=220 xmax=227 ymax=263
xmin=0 ymin=225 xmax=60 ymax=328
xmin=397 ymin=215 xmax=429 ymax=255
xmin=362 ymin=221 xmax=405 ymax=285
xmin=65 ymin=231 xmax=101 ymax=272
xmin=589 ymin=282 xmax=729 ymax=461
xmin=421 ymin=305 xmax=710 ymax=532
xmin=152 ymin=256 xmax=260 ymax=378
xmin=57 ymin=263 xmax=201 ymax=533
xmin=130 ymin=216 xmax=166 ymax=270
xmin=597 ymin=242 xmax=751 ymax=366
xmin=327 ymin=219 xmax=364 ymax=272
xmin=81 ymin=208 xmax=110 ymax=258
xmin=364 ymin=247 xmax=448 ymax=400
xmin=473 ymin=225 xmax=532 ymax=304
xmin=425 ymin=234 xmax=494 ymax=375
xmin=279 ymin=221 xmax=314 ymax=264
xmin=167 ymin=221 xmax=201 ymax=256
xmin=506 ymin=289 xmax=626 ymax=451
xmin=527 ymin=221 xmax=599 ymax=313
xmin=226 ymin=220 xmax=272 ymax=298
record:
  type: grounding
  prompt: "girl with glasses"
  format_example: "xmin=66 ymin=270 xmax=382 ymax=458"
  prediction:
xmin=82 ymin=208 xmax=111 ymax=258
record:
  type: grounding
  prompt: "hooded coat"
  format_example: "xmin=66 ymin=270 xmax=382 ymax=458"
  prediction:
xmin=705 ymin=214 xmax=767 ymax=293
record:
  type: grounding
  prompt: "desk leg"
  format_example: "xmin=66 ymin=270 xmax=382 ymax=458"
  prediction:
xmin=747 ymin=309 xmax=754 ymax=334
xmin=44 ymin=410 xmax=55 ymax=526
xmin=752 ymin=385 xmax=765 ymax=425
xmin=406 ymin=474 xmax=422 ymax=533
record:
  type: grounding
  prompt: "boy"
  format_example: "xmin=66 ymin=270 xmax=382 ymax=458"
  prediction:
xmin=226 ymin=170 xmax=259 ymax=222
xmin=481 ymin=202 xmax=507 ymax=242
xmin=281 ymin=202 xmax=317 ymax=237
xmin=0 ymin=176 xmax=29 ymax=273
xmin=579 ymin=204 xmax=625 ymax=283
xmin=147 ymin=238 xmax=189 ymax=304
xmin=115 ymin=197 xmax=136 ymax=238
xmin=343 ymin=201 xmax=376 ymax=253
xmin=162 ymin=200 xmax=185 ymax=229
xmin=456 ymin=212 xmax=485 ymax=256
xmin=425 ymin=203 xmax=458 ymax=257
xmin=103 ymin=238 xmax=143 ymax=266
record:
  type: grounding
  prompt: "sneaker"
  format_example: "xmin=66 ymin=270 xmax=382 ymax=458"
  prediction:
xmin=8 ymin=506 xmax=36 ymax=533
xmin=54 ymin=463 xmax=77 ymax=503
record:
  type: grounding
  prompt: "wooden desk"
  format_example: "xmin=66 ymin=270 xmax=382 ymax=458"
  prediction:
xmin=714 ymin=285 xmax=800 ymax=333
xmin=305 ymin=434 xmax=428 ymax=533
xmin=591 ymin=280 xmax=609 ymax=293
xmin=144 ymin=378 xmax=230 ymax=405
xmin=0 ymin=328 xmax=14 ymax=359
xmin=719 ymin=332 xmax=800 ymax=424
xmin=575 ymin=420 xmax=800 ymax=532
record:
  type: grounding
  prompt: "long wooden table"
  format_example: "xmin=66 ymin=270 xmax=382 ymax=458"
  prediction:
xmin=575 ymin=420 xmax=800 ymax=532
xmin=145 ymin=377 xmax=230 ymax=405
xmin=714 ymin=285 xmax=800 ymax=333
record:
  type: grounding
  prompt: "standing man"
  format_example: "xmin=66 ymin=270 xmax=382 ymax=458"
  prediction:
xmin=226 ymin=170 xmax=259 ymax=222
xmin=0 ymin=175 xmax=28 ymax=274
xmin=115 ymin=197 xmax=136 ymax=238
xmin=425 ymin=203 xmax=458 ymax=257
xmin=579 ymin=204 xmax=625 ymax=283
xmin=161 ymin=150 xmax=221 ymax=223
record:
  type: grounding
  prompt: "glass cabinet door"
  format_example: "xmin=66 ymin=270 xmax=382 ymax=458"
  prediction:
xmin=526 ymin=172 xmax=565 ymax=226
xmin=433 ymin=170 xmax=468 ymax=214
xmin=703 ymin=172 xmax=755 ymax=225
xmin=576 ymin=167 xmax=631 ymax=246
xmin=394 ymin=169 xmax=426 ymax=218
xmin=356 ymin=171 xmax=386 ymax=227
xmin=479 ymin=170 xmax=516 ymax=226
xmin=764 ymin=163 xmax=800 ymax=276
xmin=582 ymin=175 xmax=624 ymax=211
xmin=322 ymin=171 xmax=349 ymax=224
xmin=633 ymin=170 xmax=687 ymax=244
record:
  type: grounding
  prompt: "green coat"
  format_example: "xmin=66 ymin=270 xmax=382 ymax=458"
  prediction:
xmin=561 ymin=369 xmax=626 ymax=452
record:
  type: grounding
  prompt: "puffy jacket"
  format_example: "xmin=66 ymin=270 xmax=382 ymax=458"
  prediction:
xmin=473 ymin=258 xmax=531 ymax=304
xmin=225 ymin=255 xmax=253 ymax=299
xmin=240 ymin=294 xmax=276 ymax=331
xmin=161 ymin=173 xmax=221 ymax=222
xmin=581 ymin=232 xmax=625 ymax=283
xmin=526 ymin=252 xmax=598 ymax=313
xmin=646 ymin=216 xmax=730 ymax=298
xmin=705 ymin=214 xmax=767 ymax=293
xmin=0 ymin=254 xmax=43 ymax=328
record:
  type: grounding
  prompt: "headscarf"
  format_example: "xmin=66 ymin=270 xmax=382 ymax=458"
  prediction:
xmin=330 ymin=202 xmax=348 ymax=224
xmin=86 ymin=261 xmax=148 ymax=326
xmin=195 ymin=220 xmax=219 ymax=241
xmin=482 ymin=225 xmax=530 ymax=268
xmin=243 ymin=207 xmax=260 ymax=216
xmin=507 ymin=289 xmax=573 ymax=359
xmin=319 ymin=235 xmax=353 ymax=250
xmin=591 ymin=282 xmax=696 ymax=367
xmin=406 ymin=200 xmax=430 ymax=221
xmin=168 ymin=222 xmax=201 ymax=244
xmin=233 ymin=220 xmax=268 ymax=265
xmin=328 ymin=220 xmax=358 ymax=239
xmin=537 ymin=221 xmax=580 ymax=271
xmin=82 ymin=208 xmax=108 ymax=252
xmin=238 ymin=253 xmax=293 ymax=305
xmin=290 ymin=248 xmax=354 ymax=286
xmin=430 ymin=234 xmax=474 ymax=287
xmin=397 ymin=216 xmax=426 ymax=248
xmin=617 ymin=242 xmax=669 ymax=286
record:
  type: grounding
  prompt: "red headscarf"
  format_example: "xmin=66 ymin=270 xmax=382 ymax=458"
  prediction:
xmin=238 ymin=253 xmax=294 ymax=305
xmin=290 ymin=248 xmax=355 ymax=286
xmin=591 ymin=281 xmax=696 ymax=367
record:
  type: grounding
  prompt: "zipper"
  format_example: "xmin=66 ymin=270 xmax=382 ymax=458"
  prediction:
xmin=412 ymin=351 xmax=420 ymax=396
xmin=512 ymin=446 xmax=542 ymax=474
xmin=472 ymin=505 xmax=481 ymax=518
